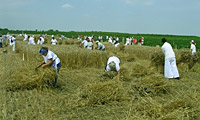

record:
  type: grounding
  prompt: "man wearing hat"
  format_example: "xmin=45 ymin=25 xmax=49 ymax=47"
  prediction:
xmin=190 ymin=40 xmax=196 ymax=55
xmin=96 ymin=41 xmax=105 ymax=51
xmin=38 ymin=47 xmax=61 ymax=86
xmin=105 ymin=56 xmax=120 ymax=81
xmin=161 ymin=38 xmax=179 ymax=79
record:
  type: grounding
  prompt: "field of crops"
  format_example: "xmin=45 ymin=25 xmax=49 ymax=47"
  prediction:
xmin=0 ymin=35 xmax=200 ymax=119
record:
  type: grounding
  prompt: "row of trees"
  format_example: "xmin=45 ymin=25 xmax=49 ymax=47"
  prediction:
xmin=0 ymin=28 xmax=61 ymax=36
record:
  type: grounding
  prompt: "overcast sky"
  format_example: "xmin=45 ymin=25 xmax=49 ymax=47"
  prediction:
xmin=0 ymin=0 xmax=200 ymax=35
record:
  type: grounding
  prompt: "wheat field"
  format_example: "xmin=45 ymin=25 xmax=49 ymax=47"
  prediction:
xmin=0 ymin=35 xmax=200 ymax=120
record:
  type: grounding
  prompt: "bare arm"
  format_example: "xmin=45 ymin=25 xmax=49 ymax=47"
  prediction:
xmin=35 ymin=62 xmax=45 ymax=70
xmin=42 ymin=58 xmax=53 ymax=68
xmin=117 ymin=70 xmax=120 ymax=81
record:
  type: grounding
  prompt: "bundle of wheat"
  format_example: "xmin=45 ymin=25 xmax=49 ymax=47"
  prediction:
xmin=7 ymin=67 xmax=56 ymax=91
xmin=78 ymin=80 xmax=128 ymax=106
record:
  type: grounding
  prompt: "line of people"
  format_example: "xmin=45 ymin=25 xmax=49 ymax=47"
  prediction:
xmin=23 ymin=34 xmax=58 ymax=45
xmin=80 ymin=37 xmax=105 ymax=51
xmin=125 ymin=36 xmax=144 ymax=46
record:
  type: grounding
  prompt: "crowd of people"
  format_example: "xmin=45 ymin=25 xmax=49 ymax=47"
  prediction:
xmin=124 ymin=36 xmax=144 ymax=46
xmin=0 ymin=33 xmax=198 ymax=85
xmin=0 ymin=34 xmax=16 ymax=51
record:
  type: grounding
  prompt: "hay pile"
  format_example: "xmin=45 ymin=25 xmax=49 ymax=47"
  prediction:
xmin=58 ymin=48 xmax=108 ymax=68
xmin=118 ymin=43 xmax=125 ymax=52
xmin=190 ymin=63 xmax=200 ymax=72
xmin=64 ymin=38 xmax=81 ymax=45
xmin=176 ymin=50 xmax=200 ymax=72
xmin=150 ymin=51 xmax=164 ymax=73
xmin=176 ymin=49 xmax=192 ymax=63
xmin=176 ymin=49 xmax=193 ymax=70
xmin=131 ymin=64 xmax=149 ymax=77
xmin=120 ymin=62 xmax=154 ymax=81
xmin=78 ymin=80 xmax=128 ymax=106
xmin=130 ymin=74 xmax=169 ymax=97
xmin=100 ymin=71 xmax=117 ymax=81
xmin=7 ymin=67 xmax=56 ymax=91
xmin=116 ymin=53 xmax=135 ymax=62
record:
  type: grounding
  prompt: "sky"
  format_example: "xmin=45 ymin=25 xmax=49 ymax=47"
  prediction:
xmin=0 ymin=0 xmax=200 ymax=36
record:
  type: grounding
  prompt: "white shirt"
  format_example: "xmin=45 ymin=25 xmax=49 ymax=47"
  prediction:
xmin=126 ymin=38 xmax=130 ymax=43
xmin=190 ymin=44 xmax=196 ymax=55
xmin=161 ymin=42 xmax=175 ymax=60
xmin=82 ymin=40 xmax=88 ymax=48
xmin=87 ymin=42 xmax=93 ymax=50
xmin=116 ymin=37 xmax=119 ymax=41
xmin=24 ymin=34 xmax=28 ymax=41
xmin=42 ymin=50 xmax=60 ymax=69
xmin=28 ymin=37 xmax=35 ymax=45
xmin=88 ymin=36 xmax=93 ymax=41
xmin=108 ymin=38 xmax=112 ymax=43
xmin=11 ymin=36 xmax=16 ymax=43
xmin=37 ymin=40 xmax=41 ymax=45
xmin=40 ymin=37 xmax=44 ymax=44
xmin=51 ymin=39 xmax=57 ymax=45
xmin=97 ymin=42 xmax=105 ymax=50
xmin=7 ymin=35 xmax=11 ymax=40
xmin=105 ymin=56 xmax=120 ymax=72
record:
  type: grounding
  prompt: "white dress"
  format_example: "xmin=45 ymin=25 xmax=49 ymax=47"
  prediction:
xmin=161 ymin=42 xmax=179 ymax=78
xmin=190 ymin=44 xmax=196 ymax=55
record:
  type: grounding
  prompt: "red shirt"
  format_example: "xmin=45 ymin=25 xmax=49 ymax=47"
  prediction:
xmin=133 ymin=39 xmax=137 ymax=43
xmin=139 ymin=38 xmax=142 ymax=43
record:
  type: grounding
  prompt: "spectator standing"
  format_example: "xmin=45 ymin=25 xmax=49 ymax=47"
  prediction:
xmin=125 ymin=36 xmax=130 ymax=46
xmin=138 ymin=37 xmax=142 ymax=46
xmin=133 ymin=38 xmax=137 ymax=45
xmin=190 ymin=40 xmax=196 ymax=55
